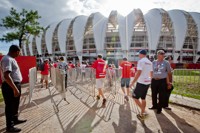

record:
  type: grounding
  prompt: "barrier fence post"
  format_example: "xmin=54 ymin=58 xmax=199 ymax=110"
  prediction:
xmin=25 ymin=67 xmax=38 ymax=108
xmin=49 ymin=67 xmax=69 ymax=112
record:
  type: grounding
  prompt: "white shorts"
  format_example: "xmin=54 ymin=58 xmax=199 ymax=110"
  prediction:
xmin=41 ymin=75 xmax=48 ymax=81
xmin=96 ymin=78 xmax=105 ymax=89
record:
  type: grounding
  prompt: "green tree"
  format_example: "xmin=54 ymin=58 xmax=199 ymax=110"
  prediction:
xmin=0 ymin=7 xmax=43 ymax=48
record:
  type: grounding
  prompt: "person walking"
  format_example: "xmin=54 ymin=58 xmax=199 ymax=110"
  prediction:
xmin=80 ymin=61 xmax=87 ymax=82
xmin=130 ymin=50 xmax=153 ymax=120
xmin=92 ymin=55 xmax=107 ymax=107
xmin=107 ymin=64 xmax=114 ymax=87
xmin=0 ymin=45 xmax=27 ymax=132
xmin=40 ymin=59 xmax=50 ymax=89
xmin=130 ymin=64 xmax=137 ymax=87
xmin=120 ymin=57 xmax=132 ymax=101
xmin=149 ymin=50 xmax=172 ymax=114
xmin=58 ymin=57 xmax=68 ymax=88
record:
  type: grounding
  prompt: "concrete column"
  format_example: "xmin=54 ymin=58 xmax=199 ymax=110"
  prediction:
xmin=194 ymin=55 xmax=200 ymax=63
xmin=173 ymin=53 xmax=179 ymax=63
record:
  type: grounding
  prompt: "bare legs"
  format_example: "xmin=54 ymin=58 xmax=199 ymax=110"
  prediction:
xmin=98 ymin=88 xmax=105 ymax=99
xmin=134 ymin=99 xmax=146 ymax=114
xmin=122 ymin=87 xmax=130 ymax=96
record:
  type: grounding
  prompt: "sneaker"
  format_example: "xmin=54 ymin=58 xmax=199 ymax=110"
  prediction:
xmin=96 ymin=95 xmax=100 ymax=100
xmin=136 ymin=114 xmax=145 ymax=121
xmin=124 ymin=96 xmax=129 ymax=101
xmin=102 ymin=99 xmax=107 ymax=106
xmin=6 ymin=127 xmax=21 ymax=132
xmin=142 ymin=112 xmax=149 ymax=117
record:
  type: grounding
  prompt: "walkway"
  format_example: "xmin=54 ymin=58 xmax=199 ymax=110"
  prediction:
xmin=0 ymin=83 xmax=200 ymax=133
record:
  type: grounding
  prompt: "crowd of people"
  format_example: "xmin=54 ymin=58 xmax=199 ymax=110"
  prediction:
xmin=0 ymin=45 xmax=174 ymax=132
xmin=39 ymin=49 xmax=174 ymax=120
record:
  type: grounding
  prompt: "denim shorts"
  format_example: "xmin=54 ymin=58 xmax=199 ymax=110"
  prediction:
xmin=121 ymin=78 xmax=130 ymax=88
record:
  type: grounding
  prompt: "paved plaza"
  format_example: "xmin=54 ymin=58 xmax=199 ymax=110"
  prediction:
xmin=0 ymin=82 xmax=200 ymax=133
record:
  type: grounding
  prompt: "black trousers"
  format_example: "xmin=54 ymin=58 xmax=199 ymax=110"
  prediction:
xmin=151 ymin=78 xmax=167 ymax=111
xmin=1 ymin=82 xmax=21 ymax=128
xmin=65 ymin=74 xmax=68 ymax=89
xmin=164 ymin=85 xmax=174 ymax=107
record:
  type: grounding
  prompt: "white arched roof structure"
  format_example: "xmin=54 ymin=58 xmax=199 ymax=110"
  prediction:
xmin=57 ymin=19 xmax=72 ymax=54
xmin=190 ymin=12 xmax=200 ymax=52
xmin=23 ymin=42 xmax=27 ymax=56
xmin=92 ymin=13 xmax=108 ymax=53
xmin=127 ymin=9 xmax=143 ymax=49
xmin=24 ymin=8 xmax=200 ymax=63
xmin=45 ymin=22 xmax=60 ymax=54
xmin=168 ymin=10 xmax=187 ymax=51
xmin=144 ymin=9 xmax=162 ymax=51
xmin=35 ymin=33 xmax=43 ymax=55
xmin=72 ymin=15 xmax=88 ymax=54
xmin=117 ymin=12 xmax=128 ymax=51
xmin=28 ymin=35 xmax=34 ymax=56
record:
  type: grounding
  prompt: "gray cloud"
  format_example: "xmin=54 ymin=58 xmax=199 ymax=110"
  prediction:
xmin=0 ymin=0 xmax=99 ymax=30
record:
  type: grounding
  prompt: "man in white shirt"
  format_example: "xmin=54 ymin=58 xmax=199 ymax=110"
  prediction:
xmin=130 ymin=50 xmax=153 ymax=120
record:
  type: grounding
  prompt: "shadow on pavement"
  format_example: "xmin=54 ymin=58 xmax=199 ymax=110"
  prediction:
xmin=64 ymin=101 xmax=103 ymax=133
xmin=112 ymin=103 xmax=137 ymax=133
xmin=165 ymin=110 xmax=199 ymax=133
xmin=155 ymin=111 xmax=181 ymax=133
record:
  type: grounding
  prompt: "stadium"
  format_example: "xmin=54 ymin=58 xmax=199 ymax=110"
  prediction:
xmin=22 ymin=8 xmax=200 ymax=64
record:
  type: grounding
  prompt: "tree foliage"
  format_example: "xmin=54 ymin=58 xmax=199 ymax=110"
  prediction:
xmin=0 ymin=7 xmax=43 ymax=48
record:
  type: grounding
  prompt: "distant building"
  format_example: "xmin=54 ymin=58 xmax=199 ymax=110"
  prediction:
xmin=22 ymin=9 xmax=200 ymax=63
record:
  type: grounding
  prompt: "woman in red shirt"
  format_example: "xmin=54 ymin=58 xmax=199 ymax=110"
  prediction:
xmin=40 ymin=59 xmax=50 ymax=89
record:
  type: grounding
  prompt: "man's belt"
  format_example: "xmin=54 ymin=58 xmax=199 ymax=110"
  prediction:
xmin=153 ymin=78 xmax=166 ymax=80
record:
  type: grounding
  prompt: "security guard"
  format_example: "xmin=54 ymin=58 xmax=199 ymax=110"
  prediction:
xmin=149 ymin=50 xmax=172 ymax=114
xmin=0 ymin=45 xmax=27 ymax=132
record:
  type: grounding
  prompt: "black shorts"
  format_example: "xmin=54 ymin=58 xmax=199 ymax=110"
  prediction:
xmin=132 ymin=82 xmax=150 ymax=99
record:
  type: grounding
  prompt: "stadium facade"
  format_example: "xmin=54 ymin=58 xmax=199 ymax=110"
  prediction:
xmin=22 ymin=8 xmax=200 ymax=63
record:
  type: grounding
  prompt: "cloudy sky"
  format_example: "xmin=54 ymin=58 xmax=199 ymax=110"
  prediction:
xmin=1 ymin=0 xmax=200 ymax=54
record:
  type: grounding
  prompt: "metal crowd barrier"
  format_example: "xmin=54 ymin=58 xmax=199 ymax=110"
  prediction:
xmin=173 ymin=69 xmax=200 ymax=97
xmin=50 ymin=67 xmax=69 ymax=112
xmin=27 ymin=67 xmax=38 ymax=107
xmin=67 ymin=68 xmax=96 ymax=98
xmin=66 ymin=67 xmax=123 ymax=99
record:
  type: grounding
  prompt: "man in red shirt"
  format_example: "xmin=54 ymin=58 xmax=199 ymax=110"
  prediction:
xmin=120 ymin=57 xmax=132 ymax=101
xmin=40 ymin=59 xmax=50 ymax=89
xmin=92 ymin=55 xmax=107 ymax=107
xmin=130 ymin=64 xmax=137 ymax=85
xmin=68 ymin=61 xmax=75 ymax=78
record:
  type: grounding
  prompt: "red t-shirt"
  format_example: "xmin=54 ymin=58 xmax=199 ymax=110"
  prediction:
xmin=41 ymin=63 xmax=49 ymax=75
xmin=120 ymin=61 xmax=132 ymax=78
xmin=68 ymin=63 xmax=75 ymax=68
xmin=53 ymin=63 xmax=58 ymax=68
xmin=92 ymin=59 xmax=107 ymax=79
xmin=131 ymin=67 xmax=137 ymax=77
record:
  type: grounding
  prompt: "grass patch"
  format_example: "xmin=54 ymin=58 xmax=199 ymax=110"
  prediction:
xmin=173 ymin=70 xmax=200 ymax=76
xmin=173 ymin=74 xmax=200 ymax=100
xmin=0 ymin=90 xmax=3 ymax=103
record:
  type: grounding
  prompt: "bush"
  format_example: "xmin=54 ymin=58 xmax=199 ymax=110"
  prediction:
xmin=0 ymin=90 xmax=3 ymax=103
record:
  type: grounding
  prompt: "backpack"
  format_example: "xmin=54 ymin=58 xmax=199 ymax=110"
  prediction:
xmin=39 ymin=63 xmax=45 ymax=71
